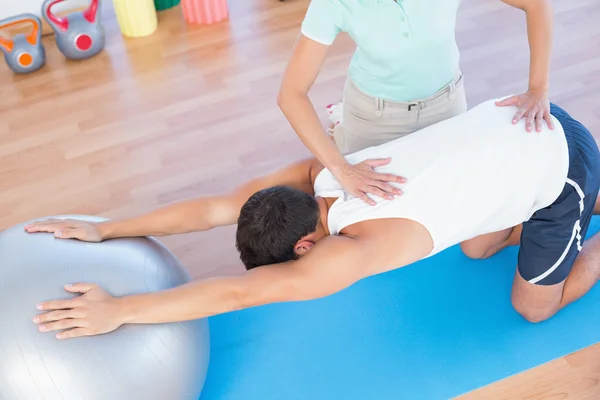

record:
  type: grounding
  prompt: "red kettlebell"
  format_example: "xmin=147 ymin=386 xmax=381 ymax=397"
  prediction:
xmin=42 ymin=0 xmax=105 ymax=60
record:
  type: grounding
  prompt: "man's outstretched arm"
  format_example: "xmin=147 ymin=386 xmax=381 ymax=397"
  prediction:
xmin=24 ymin=158 xmax=320 ymax=241
xmin=34 ymin=235 xmax=377 ymax=339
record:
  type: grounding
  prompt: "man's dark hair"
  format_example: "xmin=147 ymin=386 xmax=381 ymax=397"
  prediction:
xmin=236 ymin=186 xmax=320 ymax=270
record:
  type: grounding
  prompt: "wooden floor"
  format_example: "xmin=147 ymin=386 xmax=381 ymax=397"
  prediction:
xmin=1 ymin=0 xmax=599 ymax=398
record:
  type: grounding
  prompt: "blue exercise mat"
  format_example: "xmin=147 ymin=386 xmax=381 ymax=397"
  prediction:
xmin=200 ymin=217 xmax=600 ymax=400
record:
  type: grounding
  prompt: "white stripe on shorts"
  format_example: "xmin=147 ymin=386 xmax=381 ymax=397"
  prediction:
xmin=528 ymin=179 xmax=585 ymax=284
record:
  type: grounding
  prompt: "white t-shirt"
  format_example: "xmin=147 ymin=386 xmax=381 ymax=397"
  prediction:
xmin=313 ymin=99 xmax=570 ymax=257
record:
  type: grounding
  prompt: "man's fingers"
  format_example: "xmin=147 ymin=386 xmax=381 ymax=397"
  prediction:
xmin=38 ymin=318 xmax=88 ymax=333
xmin=36 ymin=283 xmax=94 ymax=311
xmin=57 ymin=328 xmax=91 ymax=340
xmin=24 ymin=220 xmax=64 ymax=233
xmin=496 ymin=96 xmax=518 ymax=107
xmin=37 ymin=298 xmax=81 ymax=311
xmin=64 ymin=282 xmax=97 ymax=294
xmin=34 ymin=309 xmax=85 ymax=324
xmin=25 ymin=219 xmax=62 ymax=226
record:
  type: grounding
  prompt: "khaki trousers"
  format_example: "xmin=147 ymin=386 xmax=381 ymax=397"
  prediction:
xmin=332 ymin=71 xmax=468 ymax=153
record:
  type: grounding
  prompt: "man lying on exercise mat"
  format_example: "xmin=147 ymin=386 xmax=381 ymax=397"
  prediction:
xmin=28 ymin=98 xmax=600 ymax=339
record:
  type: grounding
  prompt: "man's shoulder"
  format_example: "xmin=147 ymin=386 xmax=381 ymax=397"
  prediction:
xmin=338 ymin=218 xmax=434 ymax=274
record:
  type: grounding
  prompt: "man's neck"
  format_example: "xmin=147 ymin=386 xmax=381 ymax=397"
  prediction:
xmin=316 ymin=196 xmax=337 ymax=236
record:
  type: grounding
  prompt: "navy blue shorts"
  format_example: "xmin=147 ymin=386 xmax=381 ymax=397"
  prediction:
xmin=518 ymin=103 xmax=600 ymax=286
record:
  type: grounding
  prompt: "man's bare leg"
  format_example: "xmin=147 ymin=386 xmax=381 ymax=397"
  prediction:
xmin=512 ymin=193 xmax=600 ymax=322
xmin=511 ymin=230 xmax=600 ymax=322
xmin=460 ymin=225 xmax=522 ymax=260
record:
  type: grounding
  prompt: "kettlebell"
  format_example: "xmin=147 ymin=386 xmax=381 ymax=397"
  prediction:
xmin=42 ymin=0 xmax=105 ymax=60
xmin=0 ymin=14 xmax=46 ymax=74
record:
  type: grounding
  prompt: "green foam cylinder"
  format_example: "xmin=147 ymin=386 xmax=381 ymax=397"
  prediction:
xmin=154 ymin=0 xmax=180 ymax=11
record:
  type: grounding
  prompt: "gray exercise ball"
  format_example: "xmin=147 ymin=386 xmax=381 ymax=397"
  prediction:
xmin=0 ymin=215 xmax=210 ymax=400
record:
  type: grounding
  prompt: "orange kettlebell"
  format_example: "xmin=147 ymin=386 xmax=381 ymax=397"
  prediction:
xmin=0 ymin=14 xmax=45 ymax=74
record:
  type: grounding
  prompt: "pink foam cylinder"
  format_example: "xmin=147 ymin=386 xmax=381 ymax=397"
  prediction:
xmin=182 ymin=0 xmax=228 ymax=24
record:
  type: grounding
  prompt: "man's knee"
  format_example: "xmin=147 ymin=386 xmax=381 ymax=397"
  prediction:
xmin=460 ymin=241 xmax=490 ymax=260
xmin=511 ymin=297 xmax=558 ymax=323
xmin=511 ymin=271 xmax=563 ymax=323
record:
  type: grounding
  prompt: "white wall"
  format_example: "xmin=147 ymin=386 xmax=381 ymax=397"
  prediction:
xmin=0 ymin=0 xmax=89 ymax=21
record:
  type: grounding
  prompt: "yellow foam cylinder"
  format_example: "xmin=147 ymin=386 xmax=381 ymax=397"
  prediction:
xmin=112 ymin=0 xmax=158 ymax=38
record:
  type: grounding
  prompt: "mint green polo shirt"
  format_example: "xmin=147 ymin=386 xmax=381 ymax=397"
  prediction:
xmin=301 ymin=0 xmax=462 ymax=102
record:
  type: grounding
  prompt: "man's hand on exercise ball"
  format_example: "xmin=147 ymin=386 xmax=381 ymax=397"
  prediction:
xmin=24 ymin=219 xmax=104 ymax=242
xmin=333 ymin=158 xmax=406 ymax=206
xmin=34 ymin=283 xmax=124 ymax=339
